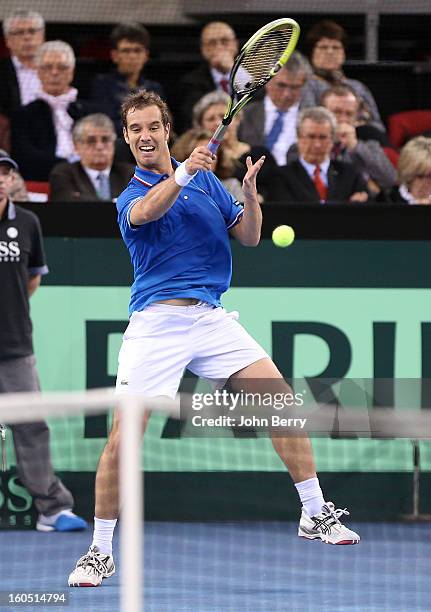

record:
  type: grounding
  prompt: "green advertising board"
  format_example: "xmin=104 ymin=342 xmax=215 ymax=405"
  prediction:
xmin=2 ymin=237 xmax=431 ymax=522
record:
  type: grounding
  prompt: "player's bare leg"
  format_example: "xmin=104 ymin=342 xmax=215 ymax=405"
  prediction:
xmin=68 ymin=409 xmax=150 ymax=586
xmin=228 ymin=358 xmax=360 ymax=544
xmin=95 ymin=409 xmax=150 ymax=518
xmin=228 ymin=358 xmax=316 ymax=482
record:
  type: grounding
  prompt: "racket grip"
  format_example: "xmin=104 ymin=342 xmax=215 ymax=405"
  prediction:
xmin=208 ymin=123 xmax=229 ymax=154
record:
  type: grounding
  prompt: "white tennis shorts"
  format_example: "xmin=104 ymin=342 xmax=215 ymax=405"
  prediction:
xmin=115 ymin=302 xmax=269 ymax=397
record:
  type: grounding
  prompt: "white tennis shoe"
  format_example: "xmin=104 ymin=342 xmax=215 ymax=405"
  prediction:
xmin=298 ymin=501 xmax=360 ymax=545
xmin=68 ymin=545 xmax=115 ymax=587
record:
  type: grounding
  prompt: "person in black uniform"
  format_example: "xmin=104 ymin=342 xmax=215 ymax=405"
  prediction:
xmin=0 ymin=152 xmax=87 ymax=532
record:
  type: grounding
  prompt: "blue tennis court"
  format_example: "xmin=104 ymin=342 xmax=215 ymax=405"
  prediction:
xmin=1 ymin=521 xmax=429 ymax=611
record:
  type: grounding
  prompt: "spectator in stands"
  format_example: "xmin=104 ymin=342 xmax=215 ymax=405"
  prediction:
xmin=0 ymin=152 xmax=87 ymax=533
xmin=320 ymin=85 xmax=396 ymax=194
xmin=49 ymin=113 xmax=134 ymax=201
xmin=172 ymin=127 xmax=244 ymax=202
xmin=302 ymin=20 xmax=385 ymax=133
xmin=0 ymin=9 xmax=44 ymax=119
xmin=90 ymin=23 xmax=164 ymax=136
xmin=192 ymin=90 xmax=280 ymax=202
xmin=238 ymin=52 xmax=312 ymax=166
xmin=380 ymin=136 xmax=431 ymax=204
xmin=12 ymin=41 xmax=90 ymax=182
xmin=275 ymin=107 xmax=369 ymax=204
xmin=178 ymin=21 xmax=239 ymax=132
xmin=0 ymin=148 xmax=28 ymax=201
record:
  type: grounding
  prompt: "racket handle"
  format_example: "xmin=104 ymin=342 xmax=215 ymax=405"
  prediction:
xmin=208 ymin=123 xmax=229 ymax=154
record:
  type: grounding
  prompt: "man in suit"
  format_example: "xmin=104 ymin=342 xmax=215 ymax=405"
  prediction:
xmin=50 ymin=114 xmax=134 ymax=201
xmin=90 ymin=23 xmax=164 ymax=137
xmin=178 ymin=21 xmax=239 ymax=133
xmin=238 ymin=52 xmax=312 ymax=166
xmin=0 ymin=9 xmax=45 ymax=119
xmin=276 ymin=106 xmax=368 ymax=204
xmin=320 ymin=85 xmax=397 ymax=194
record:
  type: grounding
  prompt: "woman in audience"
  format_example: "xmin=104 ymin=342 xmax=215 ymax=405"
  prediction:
xmin=171 ymin=128 xmax=245 ymax=202
xmin=192 ymin=91 xmax=281 ymax=202
xmin=301 ymin=20 xmax=385 ymax=134
xmin=381 ymin=136 xmax=431 ymax=204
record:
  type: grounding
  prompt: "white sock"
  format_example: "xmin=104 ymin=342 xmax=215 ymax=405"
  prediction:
xmin=92 ymin=517 xmax=117 ymax=555
xmin=295 ymin=477 xmax=325 ymax=517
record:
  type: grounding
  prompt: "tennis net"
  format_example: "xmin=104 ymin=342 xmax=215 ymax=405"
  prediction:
xmin=0 ymin=383 xmax=430 ymax=611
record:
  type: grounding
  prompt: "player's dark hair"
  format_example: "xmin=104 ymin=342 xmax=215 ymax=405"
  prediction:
xmin=305 ymin=20 xmax=348 ymax=56
xmin=110 ymin=22 xmax=150 ymax=50
xmin=121 ymin=90 xmax=170 ymax=129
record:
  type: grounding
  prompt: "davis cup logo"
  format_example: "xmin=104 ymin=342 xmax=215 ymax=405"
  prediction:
xmin=6 ymin=227 xmax=18 ymax=239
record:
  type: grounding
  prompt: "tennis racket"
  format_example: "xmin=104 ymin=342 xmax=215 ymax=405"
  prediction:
xmin=207 ymin=18 xmax=300 ymax=154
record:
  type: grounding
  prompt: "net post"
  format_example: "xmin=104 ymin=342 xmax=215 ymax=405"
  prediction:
xmin=120 ymin=396 xmax=143 ymax=612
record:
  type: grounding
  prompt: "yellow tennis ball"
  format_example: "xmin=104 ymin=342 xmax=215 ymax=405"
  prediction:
xmin=272 ymin=225 xmax=295 ymax=247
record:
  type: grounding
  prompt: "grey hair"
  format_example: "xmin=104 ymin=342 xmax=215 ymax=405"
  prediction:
xmin=283 ymin=51 xmax=313 ymax=80
xmin=192 ymin=90 xmax=229 ymax=128
xmin=398 ymin=136 xmax=431 ymax=187
xmin=72 ymin=114 xmax=116 ymax=143
xmin=296 ymin=106 xmax=337 ymax=138
xmin=35 ymin=40 xmax=75 ymax=69
xmin=2 ymin=9 xmax=45 ymax=36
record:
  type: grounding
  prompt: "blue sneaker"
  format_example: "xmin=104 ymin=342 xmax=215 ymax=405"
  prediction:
xmin=36 ymin=510 xmax=87 ymax=532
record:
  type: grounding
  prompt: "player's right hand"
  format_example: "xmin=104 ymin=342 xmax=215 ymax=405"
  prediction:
xmin=185 ymin=146 xmax=216 ymax=174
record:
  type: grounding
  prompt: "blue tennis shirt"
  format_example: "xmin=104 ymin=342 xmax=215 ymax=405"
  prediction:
xmin=116 ymin=159 xmax=244 ymax=316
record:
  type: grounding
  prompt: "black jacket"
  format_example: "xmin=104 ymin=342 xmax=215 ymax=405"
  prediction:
xmin=11 ymin=99 xmax=91 ymax=181
xmin=274 ymin=159 xmax=368 ymax=204
xmin=49 ymin=160 xmax=134 ymax=202
xmin=0 ymin=57 xmax=21 ymax=118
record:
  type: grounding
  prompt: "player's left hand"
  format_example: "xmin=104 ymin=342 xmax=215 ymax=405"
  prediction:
xmin=242 ymin=155 xmax=265 ymax=199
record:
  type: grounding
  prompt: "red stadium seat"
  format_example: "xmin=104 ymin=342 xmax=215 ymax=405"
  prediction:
xmin=387 ymin=110 xmax=431 ymax=148
xmin=25 ymin=181 xmax=51 ymax=202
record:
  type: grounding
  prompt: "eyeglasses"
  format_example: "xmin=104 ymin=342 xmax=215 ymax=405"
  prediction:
xmin=8 ymin=26 xmax=43 ymax=37
xmin=81 ymin=135 xmax=114 ymax=146
xmin=117 ymin=46 xmax=146 ymax=55
xmin=203 ymin=37 xmax=236 ymax=48
xmin=299 ymin=134 xmax=332 ymax=142
xmin=315 ymin=44 xmax=344 ymax=52
xmin=39 ymin=63 xmax=71 ymax=72
xmin=274 ymin=82 xmax=304 ymax=91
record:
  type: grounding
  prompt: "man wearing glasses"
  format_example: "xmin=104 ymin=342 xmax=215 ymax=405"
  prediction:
xmin=178 ymin=21 xmax=239 ymax=132
xmin=49 ymin=114 xmax=134 ymax=202
xmin=11 ymin=40 xmax=91 ymax=181
xmin=91 ymin=23 xmax=164 ymax=137
xmin=275 ymin=106 xmax=369 ymax=204
xmin=0 ymin=9 xmax=45 ymax=119
xmin=238 ymin=52 xmax=312 ymax=166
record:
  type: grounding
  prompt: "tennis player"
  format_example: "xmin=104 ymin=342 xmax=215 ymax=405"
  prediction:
xmin=68 ymin=90 xmax=360 ymax=587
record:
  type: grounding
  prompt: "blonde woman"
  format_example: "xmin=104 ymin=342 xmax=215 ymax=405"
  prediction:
xmin=382 ymin=136 xmax=431 ymax=204
xmin=171 ymin=128 xmax=245 ymax=202
xmin=192 ymin=91 xmax=281 ymax=202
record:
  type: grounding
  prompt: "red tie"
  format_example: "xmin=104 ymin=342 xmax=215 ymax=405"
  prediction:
xmin=313 ymin=165 xmax=328 ymax=202
xmin=220 ymin=78 xmax=229 ymax=93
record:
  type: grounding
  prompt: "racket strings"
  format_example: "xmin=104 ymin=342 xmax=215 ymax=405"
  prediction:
xmin=233 ymin=27 xmax=294 ymax=95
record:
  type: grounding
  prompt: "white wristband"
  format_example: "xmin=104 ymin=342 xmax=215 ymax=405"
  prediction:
xmin=174 ymin=161 xmax=197 ymax=187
